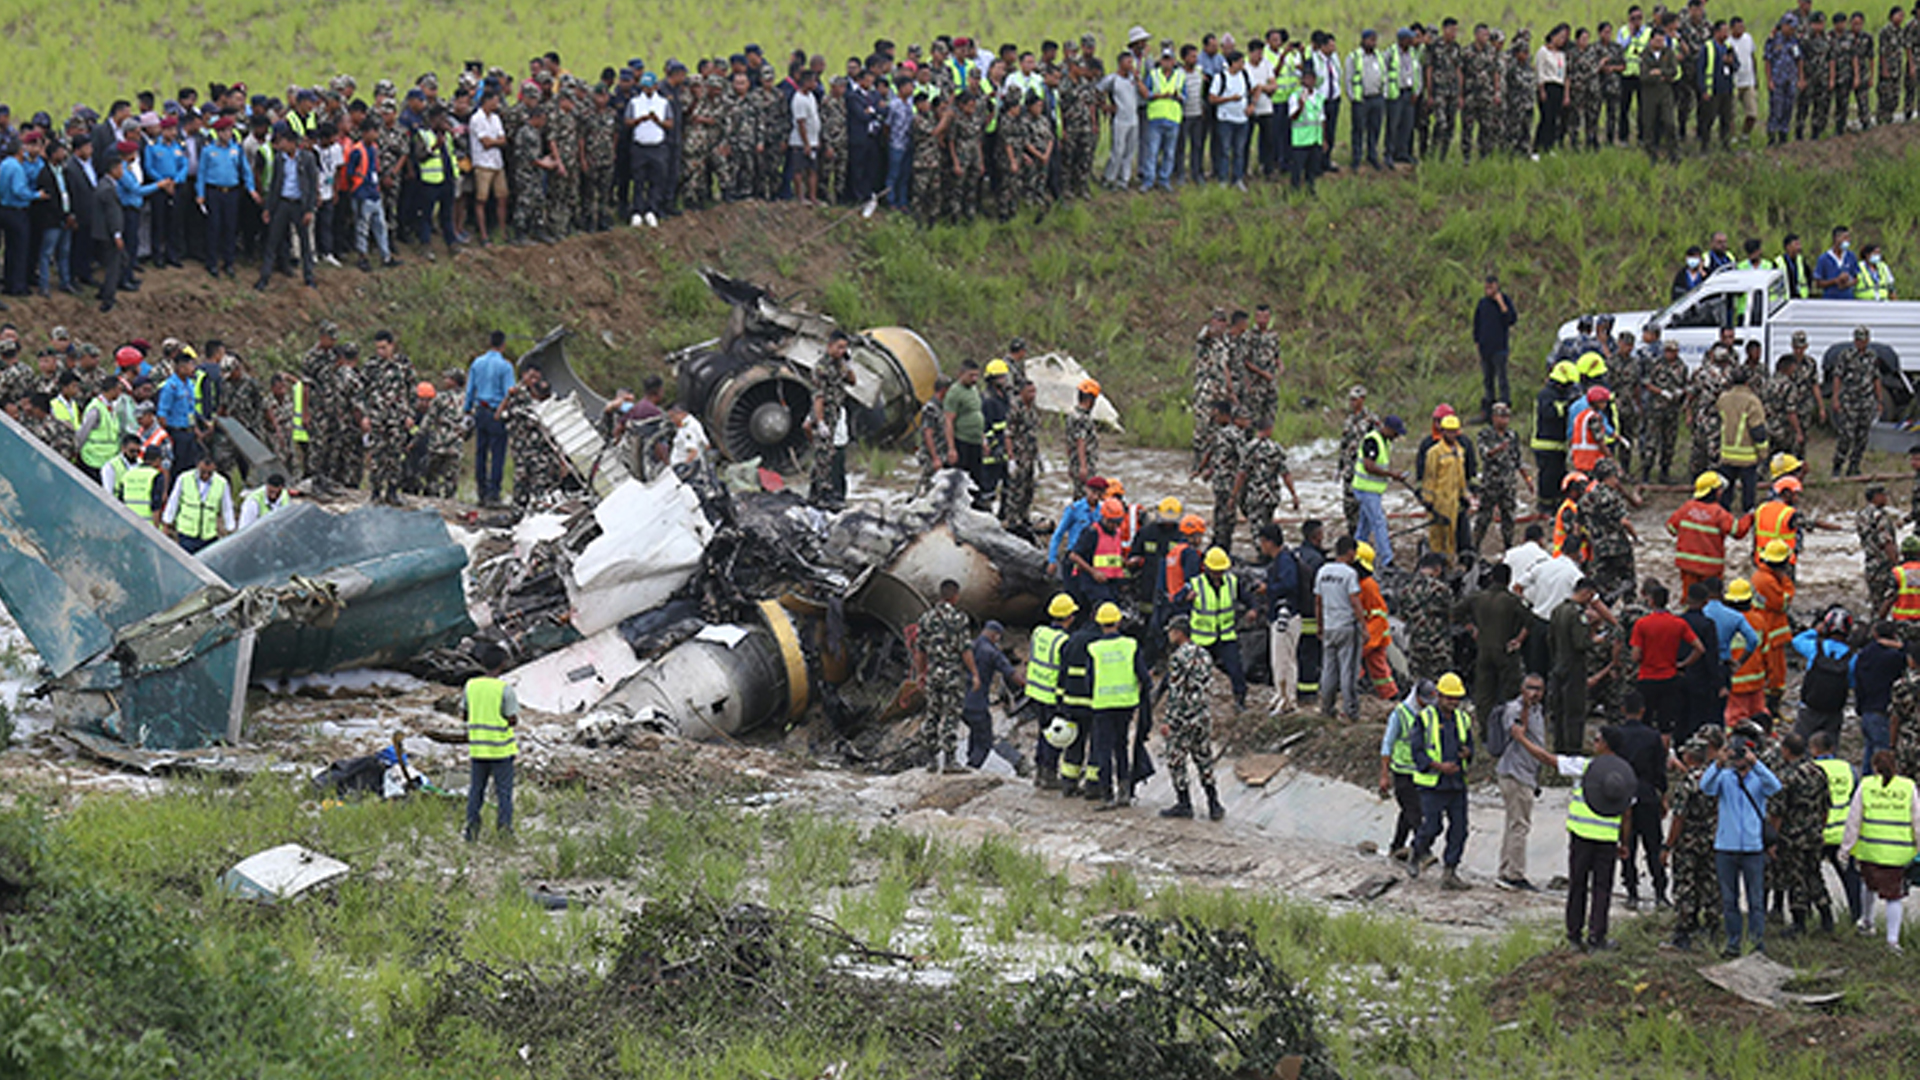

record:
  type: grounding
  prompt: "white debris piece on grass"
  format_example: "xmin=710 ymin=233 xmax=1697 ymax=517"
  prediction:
xmin=218 ymin=843 xmax=350 ymax=902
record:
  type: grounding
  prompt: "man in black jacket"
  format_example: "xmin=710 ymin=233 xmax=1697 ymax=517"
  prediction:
xmin=62 ymin=136 xmax=95 ymax=288
xmin=30 ymin=138 xmax=72 ymax=295
xmin=1472 ymin=273 xmax=1517 ymax=423
xmin=255 ymin=124 xmax=316 ymax=291
xmin=92 ymin=151 xmax=126 ymax=313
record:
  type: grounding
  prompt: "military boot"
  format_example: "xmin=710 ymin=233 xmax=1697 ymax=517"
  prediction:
xmin=1441 ymin=866 xmax=1472 ymax=891
xmin=1204 ymin=783 xmax=1225 ymax=822
xmin=1160 ymin=792 xmax=1195 ymax=819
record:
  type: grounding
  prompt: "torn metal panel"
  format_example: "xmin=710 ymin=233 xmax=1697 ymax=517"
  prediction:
xmin=215 ymin=416 xmax=288 ymax=485
xmin=1027 ymin=352 xmax=1124 ymax=431
xmin=518 ymin=326 xmax=606 ymax=416
xmin=602 ymin=600 xmax=808 ymax=740
xmin=200 ymin=502 xmax=472 ymax=679
xmin=506 ymin=627 xmax=645 ymax=714
xmin=566 ymin=473 xmax=714 ymax=636
xmin=532 ymin=391 xmax=632 ymax=498
xmin=218 ymin=844 xmax=350 ymax=902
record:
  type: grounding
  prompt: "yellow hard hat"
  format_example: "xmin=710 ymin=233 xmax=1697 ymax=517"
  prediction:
xmin=1725 ymin=578 xmax=1755 ymax=602
xmin=1576 ymin=351 xmax=1608 ymax=378
xmin=1769 ymin=453 xmax=1803 ymax=479
xmin=1436 ymin=673 xmax=1467 ymax=698
xmin=1439 ymin=414 xmax=1462 ymax=431
xmin=1761 ymin=538 xmax=1793 ymax=563
xmin=1158 ymin=496 xmax=1183 ymax=516
xmin=1550 ymin=361 xmax=1579 ymax=384
xmin=1693 ymin=471 xmax=1725 ymax=498
xmin=1094 ymin=602 xmax=1123 ymax=625
xmin=1355 ymin=542 xmax=1376 ymax=570
xmin=1047 ymin=593 xmax=1079 ymax=619
xmin=984 ymin=358 xmax=1010 ymax=378
xmin=1204 ymin=547 xmax=1231 ymax=572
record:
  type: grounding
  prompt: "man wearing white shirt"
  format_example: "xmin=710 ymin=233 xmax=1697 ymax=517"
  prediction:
xmin=1313 ymin=33 xmax=1344 ymax=169
xmin=1514 ymin=534 xmax=1582 ymax=678
xmin=161 ymin=455 xmax=234 ymax=554
xmin=1501 ymin=523 xmax=1552 ymax=587
xmin=1208 ymin=50 xmax=1253 ymax=187
xmin=1727 ymin=16 xmax=1758 ymax=142
xmin=468 ymin=92 xmax=507 ymax=245
xmin=624 ymin=72 xmax=673 ymax=228
xmin=237 ymin=474 xmax=291 ymax=531
xmin=667 ymin=406 xmax=710 ymax=466
xmin=1244 ymin=39 xmax=1277 ymax=178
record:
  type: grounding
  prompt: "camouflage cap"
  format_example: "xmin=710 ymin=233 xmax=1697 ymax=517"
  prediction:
xmin=0 ymin=340 xmax=17 ymax=356
xmin=1854 ymin=325 xmax=1871 ymax=339
xmin=336 ymin=341 xmax=359 ymax=358
xmin=418 ymin=72 xmax=439 ymax=89
xmin=317 ymin=319 xmax=339 ymax=337
xmin=79 ymin=342 xmax=99 ymax=357
xmin=373 ymin=78 xmax=396 ymax=98
xmin=1592 ymin=458 xmax=1618 ymax=480
xmin=1791 ymin=330 xmax=1808 ymax=345
xmin=1491 ymin=402 xmax=1512 ymax=415
xmin=1348 ymin=384 xmax=1368 ymax=400
xmin=49 ymin=325 xmax=68 ymax=340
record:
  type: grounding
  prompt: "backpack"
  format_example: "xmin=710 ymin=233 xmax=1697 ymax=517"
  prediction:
xmin=1484 ymin=700 xmax=1515 ymax=760
xmin=1800 ymin=642 xmax=1853 ymax=713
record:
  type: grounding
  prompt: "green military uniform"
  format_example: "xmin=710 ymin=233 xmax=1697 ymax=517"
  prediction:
xmin=1338 ymin=403 xmax=1379 ymax=536
xmin=1858 ymin=502 xmax=1900 ymax=614
xmin=1204 ymin=422 xmax=1248 ymax=555
xmin=944 ymin=105 xmax=984 ymax=223
xmin=910 ymin=105 xmax=944 ymax=227
xmin=1581 ymin=466 xmax=1637 ymax=596
xmin=501 ymin=383 xmax=564 ymax=509
xmin=547 ymin=99 xmax=582 ymax=234
xmin=1799 ymin=24 xmax=1834 ymax=139
xmin=510 ymin=122 xmax=551 ymax=240
xmin=719 ymin=85 xmax=759 ymax=201
xmin=362 ymin=349 xmax=417 ymax=503
xmin=582 ymin=95 xmax=621 ymax=228
xmin=1831 ymin=25 xmax=1859 ymax=133
xmin=1190 ymin=327 xmax=1233 ymax=469
xmin=1162 ymin=637 xmax=1218 ymax=803
xmin=1668 ymin=757 xmax=1722 ymax=943
xmin=1685 ymin=352 xmax=1733 ymax=478
xmin=1777 ymin=756 xmax=1838 ymax=928
xmin=1461 ymin=39 xmax=1501 ymax=162
xmin=1833 ymin=344 xmax=1881 ymax=476
xmin=409 ymin=393 xmax=464 ymax=497
xmin=753 ymin=79 xmax=787 ymax=202
xmin=1238 ymin=435 xmax=1290 ymax=542
xmin=1239 ymin=327 xmax=1280 ymax=430
xmin=1891 ymin=667 xmax=1920 ymax=776
xmin=1428 ymin=36 xmax=1463 ymax=159
xmin=1000 ymin=394 xmax=1038 ymax=532
xmin=915 ymin=601 xmax=973 ymax=765
xmin=1568 ymin=39 xmax=1604 ymax=148
xmin=915 ymin=397 xmax=945 ymax=494
xmin=1504 ymin=42 xmax=1537 ymax=154
xmin=808 ymin=347 xmax=849 ymax=510
xmin=1064 ymin=407 xmax=1099 ymax=490
xmin=819 ymin=89 xmax=847 ymax=205
xmin=1473 ymin=423 xmax=1526 ymax=549
xmin=1400 ymin=573 xmax=1455 ymax=682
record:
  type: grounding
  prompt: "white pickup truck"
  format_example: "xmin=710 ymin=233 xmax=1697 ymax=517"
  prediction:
xmin=1555 ymin=268 xmax=1920 ymax=371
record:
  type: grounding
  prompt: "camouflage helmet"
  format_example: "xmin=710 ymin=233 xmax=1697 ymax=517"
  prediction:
xmin=373 ymin=78 xmax=396 ymax=99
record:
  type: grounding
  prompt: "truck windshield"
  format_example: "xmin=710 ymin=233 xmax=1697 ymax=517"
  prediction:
xmin=1662 ymin=292 xmax=1731 ymax=330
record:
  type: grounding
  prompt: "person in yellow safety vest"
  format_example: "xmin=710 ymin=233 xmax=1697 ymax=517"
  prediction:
xmin=1552 ymin=471 xmax=1590 ymax=561
xmin=98 ymin=433 xmax=142 ymax=494
xmin=115 ymin=445 xmax=168 ymax=526
xmin=1056 ymin=598 xmax=1104 ymax=798
xmin=1887 ymin=536 xmax=1920 ymax=624
xmin=1715 ymin=367 xmax=1769 ymax=513
xmin=1512 ymin=719 xmax=1636 ymax=951
xmin=1738 ymin=476 xmax=1841 ymax=577
xmin=238 ymin=473 xmax=292 ymax=531
xmin=1841 ymin=749 xmax=1920 ymax=951
xmin=49 ymin=372 xmax=84 ymax=435
xmin=74 ymin=375 xmax=125 ymax=471
xmin=1807 ymin=730 xmax=1865 ymax=930
xmin=1379 ymin=679 xmax=1440 ymax=863
xmin=1855 ymin=243 xmax=1896 ymax=300
xmin=161 ymin=455 xmax=234 ymax=554
xmin=1086 ymin=601 xmax=1150 ymax=811
xmin=1142 ymin=48 xmax=1185 ymax=191
xmin=1190 ymin=546 xmax=1249 ymax=709
xmin=1028 ymin=593 xmax=1076 ymax=791
xmin=1067 ymin=498 xmax=1130 ymax=611
xmin=1770 ymin=234 xmax=1813 ymax=300
xmin=1408 ymin=672 xmax=1475 ymax=890
xmin=1723 ymin=578 xmax=1770 ymax=724
xmin=462 ymin=642 xmax=520 ymax=841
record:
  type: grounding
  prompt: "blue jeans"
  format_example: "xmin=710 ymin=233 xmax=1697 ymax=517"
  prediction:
xmin=1415 ymin=788 xmax=1469 ymax=868
xmin=466 ymin=756 xmax=515 ymax=839
xmin=353 ymin=198 xmax=391 ymax=260
xmin=36 ymin=226 xmax=70 ymax=291
xmin=1715 ymin=849 xmax=1767 ymax=951
xmin=1861 ymin=711 xmax=1891 ymax=776
xmin=1143 ymin=119 xmax=1179 ymax=189
xmin=1355 ymin=489 xmax=1392 ymax=570
xmin=886 ymin=145 xmax=911 ymax=207
xmin=472 ymin=408 xmax=507 ymax=503
xmin=1216 ymin=121 xmax=1250 ymax=182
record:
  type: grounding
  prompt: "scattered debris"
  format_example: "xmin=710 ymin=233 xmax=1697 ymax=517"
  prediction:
xmin=1236 ymin=754 xmax=1290 ymax=787
xmin=217 ymin=843 xmax=350 ymax=902
xmin=1025 ymin=351 xmax=1124 ymax=431
xmin=1341 ymin=874 xmax=1399 ymax=902
xmin=1698 ymin=952 xmax=1846 ymax=1009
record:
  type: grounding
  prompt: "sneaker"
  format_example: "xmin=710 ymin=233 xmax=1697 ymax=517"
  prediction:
xmin=1720 ymin=943 xmax=1741 ymax=958
xmin=1495 ymin=877 xmax=1538 ymax=893
xmin=644 ymin=212 xmax=659 ymax=228
xmin=321 ymin=254 xmax=342 ymax=268
xmin=1585 ymin=938 xmax=1619 ymax=953
xmin=1440 ymin=868 xmax=1471 ymax=892
xmin=630 ymin=213 xmax=644 ymax=228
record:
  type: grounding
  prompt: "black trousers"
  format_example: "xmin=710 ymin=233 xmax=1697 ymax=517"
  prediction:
xmin=955 ymin=439 xmax=983 ymax=492
xmin=1568 ymin=834 xmax=1620 ymax=944
xmin=1389 ymin=771 xmax=1422 ymax=852
xmin=1088 ymin=708 xmax=1132 ymax=800
xmin=259 ymin=202 xmax=312 ymax=287
xmin=204 ymin=186 xmax=241 ymax=271
xmin=95 ymin=238 xmax=122 ymax=307
xmin=1478 ymin=351 xmax=1510 ymax=415
xmin=69 ymin=231 xmax=94 ymax=285
xmin=0 ymin=206 xmax=31 ymax=295
xmin=1535 ymin=88 xmax=1565 ymax=152
xmin=631 ymin=143 xmax=671 ymax=217
xmin=1620 ymin=792 xmax=1667 ymax=902
xmin=1617 ymin=76 xmax=1641 ymax=142
xmin=1534 ymin=449 xmax=1565 ymax=512
xmin=1637 ymin=676 xmax=1685 ymax=736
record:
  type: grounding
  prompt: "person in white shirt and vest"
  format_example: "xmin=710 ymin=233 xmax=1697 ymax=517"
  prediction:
xmin=1841 ymin=747 xmax=1920 ymax=950
xmin=1513 ymin=718 xmax=1637 ymax=951
xmin=116 ymin=444 xmax=167 ymax=527
xmin=161 ymin=454 xmax=233 ymax=554
xmin=1408 ymin=671 xmax=1474 ymax=890
xmin=463 ymin=642 xmax=521 ymax=841
xmin=238 ymin=472 xmax=291 ymax=531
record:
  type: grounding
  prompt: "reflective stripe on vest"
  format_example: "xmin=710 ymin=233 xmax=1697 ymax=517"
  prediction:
xmin=190 ymin=369 xmax=206 ymax=417
xmin=118 ymin=465 xmax=161 ymax=518
xmin=465 ymin=676 xmax=518 ymax=759
xmin=418 ymin=131 xmax=448 ymax=184
xmin=1816 ymin=757 xmax=1855 ymax=847
xmin=1568 ymin=408 xmax=1605 ymax=471
xmin=1352 ymin=431 xmax=1389 ymax=494
xmin=1146 ymin=68 xmax=1185 ymax=122
xmin=1190 ymin=574 xmax=1238 ymax=646
xmin=1087 ymin=635 xmax=1141 ymax=710
xmin=1895 ymin=564 xmax=1920 ymax=621
xmin=1387 ymin=703 xmax=1418 ymax=775
xmin=141 ymin=424 xmax=170 ymax=458
xmin=105 ymin=453 xmax=133 ymax=492
xmin=79 ymin=398 xmax=121 ymax=469
xmin=1411 ymin=706 xmax=1471 ymax=788
xmin=1753 ymin=501 xmax=1797 ymax=565
xmin=246 ymin=487 xmax=286 ymax=521
xmin=1674 ymin=508 xmax=1728 ymax=571
xmin=1566 ymin=779 xmax=1624 ymax=841
xmin=175 ymin=473 xmax=229 ymax=540
xmin=1719 ymin=403 xmax=1759 ymax=465
xmin=1552 ymin=500 xmax=1579 ymax=558
xmin=1622 ymin=26 xmax=1652 ymax=76
xmin=1855 ymin=775 xmax=1918 ymax=867
xmin=291 ymin=379 xmax=309 ymax=443
xmin=1856 ymin=262 xmax=1892 ymax=301
xmin=1025 ymin=625 xmax=1065 ymax=705
xmin=1165 ymin=542 xmax=1190 ymax=600
xmin=1290 ymin=92 xmax=1324 ymax=145
xmin=1729 ymin=639 xmax=1767 ymax=694
xmin=1769 ymin=254 xmax=1811 ymax=298
xmin=1092 ymin=529 xmax=1126 ymax=579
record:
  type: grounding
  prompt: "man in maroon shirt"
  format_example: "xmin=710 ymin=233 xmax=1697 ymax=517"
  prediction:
xmin=1628 ymin=579 xmax=1705 ymax=737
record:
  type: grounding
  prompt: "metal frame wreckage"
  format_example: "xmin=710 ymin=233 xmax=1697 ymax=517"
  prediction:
xmin=0 ymin=270 xmax=1108 ymax=754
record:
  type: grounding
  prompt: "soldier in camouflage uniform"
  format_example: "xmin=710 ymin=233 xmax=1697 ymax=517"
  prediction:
xmin=500 ymin=369 xmax=564 ymax=510
xmin=1833 ymin=329 xmax=1883 ymax=476
xmin=1799 ymin=15 xmax=1834 ymax=139
xmin=0 ymin=342 xmax=30 ymax=405
xmin=222 ymin=353 xmax=267 ymax=452
xmin=362 ymin=332 xmax=418 ymax=504
xmin=1473 ymin=403 xmax=1529 ymax=551
xmin=1505 ymin=34 xmax=1536 ymax=155
xmin=1834 ymin=18 xmax=1859 ymax=131
xmin=1879 ymin=11 xmax=1909 ymax=126
xmin=914 ymin=583 xmax=974 ymax=771
xmin=1064 ymin=386 xmax=1100 ymax=490
xmin=1588 ymin=591 xmax=1639 ymax=717
xmin=1239 ymin=306 xmax=1280 ymax=431
xmin=582 ymin=88 xmax=620 ymax=230
xmin=408 ymin=379 xmax=464 ymax=498
xmin=911 ymin=93 xmax=947 ymax=226
xmin=754 ymin=71 xmax=788 ymax=202
xmin=1190 ymin=311 xmax=1233 ymax=470
xmin=1674 ymin=10 xmax=1709 ymax=140
xmin=1567 ymin=30 xmax=1604 ymax=149
xmin=1060 ymin=60 xmax=1099 ymax=198
xmin=1852 ymin=13 xmax=1878 ymax=130
xmin=679 ymin=77 xmax=721 ymax=210
xmin=915 ymin=379 xmax=949 ymax=496
xmin=1428 ymin=22 xmax=1464 ymax=160
xmin=511 ymin=108 xmax=554 ymax=242
xmin=318 ymin=344 xmax=366 ymax=489
xmin=1401 ymin=553 xmax=1456 ymax=682
xmin=1775 ymin=736 xmax=1839 ymax=933
xmin=1461 ymin=25 xmax=1502 ymax=163
xmin=1001 ymin=381 xmax=1039 ymax=534
xmin=1862 ymin=490 xmax=1902 ymax=624
xmin=1198 ymin=403 xmax=1247 ymax=555
xmin=1339 ymin=385 xmax=1378 ymax=537
xmin=1640 ymin=339 xmax=1688 ymax=483
xmin=1906 ymin=9 xmax=1920 ymax=120
xmin=1237 ymin=422 xmax=1297 ymax=542
xmin=17 ymin=393 xmax=76 ymax=461
xmin=807 ymin=331 xmax=853 ymax=511
xmin=1764 ymin=349 xmax=1810 ymax=459
xmin=1010 ymin=93 xmax=1053 ymax=219
xmin=1686 ymin=339 xmax=1735 ymax=479
xmin=1160 ymin=617 xmax=1225 ymax=820
xmin=1665 ymin=732 xmax=1723 ymax=949
xmin=719 ymin=73 xmax=759 ymax=202
xmin=820 ymin=78 xmax=848 ymax=205
xmin=547 ymin=91 xmax=582 ymax=234
xmin=944 ymin=92 xmax=985 ymax=223
xmin=1582 ymin=460 xmax=1639 ymax=597
xmin=1892 ymin=652 xmax=1920 ymax=777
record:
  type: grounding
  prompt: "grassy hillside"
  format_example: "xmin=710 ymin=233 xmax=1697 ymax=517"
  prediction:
xmin=18 ymin=0 xmax=1644 ymax=109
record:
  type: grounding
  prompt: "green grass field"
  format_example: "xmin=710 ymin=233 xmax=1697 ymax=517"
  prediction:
xmin=11 ymin=0 xmax=1654 ymax=110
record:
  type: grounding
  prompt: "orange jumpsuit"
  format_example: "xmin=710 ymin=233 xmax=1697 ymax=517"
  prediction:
xmin=1725 ymin=610 xmax=1769 ymax=723
xmin=1666 ymin=497 xmax=1743 ymax=598
xmin=1751 ymin=564 xmax=1796 ymax=697
xmin=1359 ymin=576 xmax=1398 ymax=699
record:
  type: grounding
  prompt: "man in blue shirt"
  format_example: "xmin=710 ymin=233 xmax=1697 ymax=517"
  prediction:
xmin=196 ymin=115 xmax=254 ymax=278
xmin=1701 ymin=578 xmax=1761 ymax=661
xmin=961 ymin=621 xmax=1023 ymax=768
xmin=143 ymin=117 xmax=190 ymax=268
xmin=1046 ymin=477 xmax=1106 ymax=573
xmin=466 ymin=330 xmax=515 ymax=506
xmin=0 ymin=132 xmax=46 ymax=296
xmin=1698 ymin=732 xmax=1783 ymax=956
xmin=116 ymin=142 xmax=168 ymax=293
xmin=156 ymin=350 xmax=203 ymax=471
xmin=1814 ymin=224 xmax=1861 ymax=299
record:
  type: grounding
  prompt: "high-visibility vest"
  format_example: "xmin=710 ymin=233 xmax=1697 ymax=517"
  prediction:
xmin=79 ymin=397 xmax=121 ymax=469
xmin=190 ymin=369 xmax=208 ymax=418
xmin=1290 ymin=91 xmax=1324 ymax=145
xmin=1091 ymin=529 xmax=1127 ymax=580
xmin=140 ymin=423 xmax=171 ymax=460
xmin=1411 ymin=705 xmax=1471 ymax=788
xmin=117 ymin=464 xmax=161 ymax=518
xmin=244 ymin=486 xmax=288 ymax=522
xmin=1719 ymin=399 xmax=1762 ymax=466
xmin=1622 ymin=26 xmax=1653 ymax=76
xmin=1769 ymin=253 xmax=1811 ymax=299
xmin=1352 ymin=431 xmax=1389 ymax=494
xmin=1672 ymin=500 xmax=1731 ymax=576
xmin=339 ymin=138 xmax=369 ymax=194
xmin=1815 ymin=757 xmax=1855 ymax=847
xmin=286 ymin=109 xmax=316 ymax=139
xmin=1566 ymin=770 xmax=1625 ymax=842
xmin=465 ymin=676 xmax=519 ymax=759
xmin=417 ymin=130 xmax=448 ymax=184
xmin=1146 ymin=67 xmax=1185 ymax=122
xmin=1348 ymin=47 xmax=1403 ymax=99
xmin=1552 ymin=499 xmax=1580 ymax=559
xmin=1087 ymin=635 xmax=1141 ymax=710
xmin=174 ymin=473 xmax=229 ymax=541
xmin=1894 ymin=563 xmax=1920 ymax=621
xmin=1025 ymin=625 xmax=1065 ymax=706
xmin=1164 ymin=542 xmax=1191 ymax=600
xmin=1729 ymin=633 xmax=1767 ymax=694
xmin=1856 ymin=262 xmax=1893 ymax=301
xmin=1568 ymin=409 xmax=1606 ymax=472
xmin=290 ymin=380 xmax=309 ymax=443
xmin=1752 ymin=500 xmax=1797 ymax=566
xmin=104 ymin=452 xmax=134 ymax=492
xmin=1190 ymin=574 xmax=1238 ymax=646
xmin=1386 ymin=702 xmax=1418 ymax=776
xmin=1855 ymin=774 xmax=1918 ymax=867
xmin=51 ymin=396 xmax=81 ymax=430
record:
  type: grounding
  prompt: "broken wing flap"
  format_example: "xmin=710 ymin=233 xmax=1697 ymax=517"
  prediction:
xmin=105 ymin=578 xmax=343 ymax=678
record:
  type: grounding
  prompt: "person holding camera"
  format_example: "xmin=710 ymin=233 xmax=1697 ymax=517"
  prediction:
xmin=1841 ymin=749 xmax=1920 ymax=952
xmin=1698 ymin=731 xmax=1784 ymax=957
